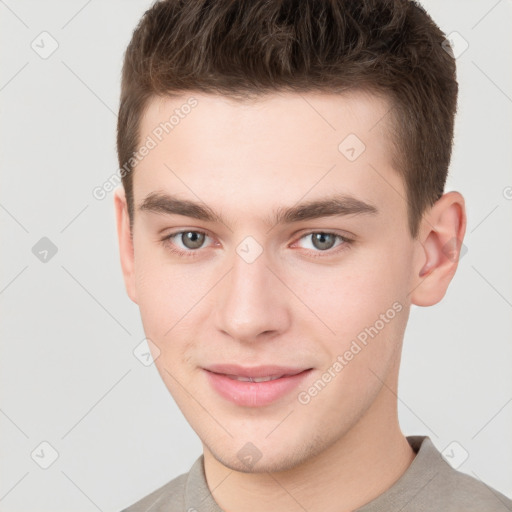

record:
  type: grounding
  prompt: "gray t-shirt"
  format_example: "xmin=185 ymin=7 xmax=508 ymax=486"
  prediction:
xmin=121 ymin=436 xmax=512 ymax=511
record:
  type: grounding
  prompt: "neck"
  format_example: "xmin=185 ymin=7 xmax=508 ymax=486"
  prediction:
xmin=202 ymin=378 xmax=415 ymax=512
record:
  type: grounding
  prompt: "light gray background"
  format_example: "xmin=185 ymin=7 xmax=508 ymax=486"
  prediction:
xmin=1 ymin=1 xmax=511 ymax=511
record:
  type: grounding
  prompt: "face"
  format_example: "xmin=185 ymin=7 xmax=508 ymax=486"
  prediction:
xmin=117 ymin=91 xmax=420 ymax=473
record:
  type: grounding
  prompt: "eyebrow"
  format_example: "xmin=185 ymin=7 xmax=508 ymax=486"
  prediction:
xmin=138 ymin=191 xmax=379 ymax=227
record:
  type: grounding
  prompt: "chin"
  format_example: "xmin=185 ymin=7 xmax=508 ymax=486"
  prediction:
xmin=206 ymin=429 xmax=332 ymax=474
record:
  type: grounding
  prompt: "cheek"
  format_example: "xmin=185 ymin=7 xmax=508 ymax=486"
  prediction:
xmin=285 ymin=244 xmax=410 ymax=381
xmin=288 ymin=252 xmax=405 ymax=334
xmin=132 ymin=241 xmax=204 ymax=342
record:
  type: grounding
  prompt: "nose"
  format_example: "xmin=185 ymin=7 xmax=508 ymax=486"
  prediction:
xmin=213 ymin=247 xmax=291 ymax=343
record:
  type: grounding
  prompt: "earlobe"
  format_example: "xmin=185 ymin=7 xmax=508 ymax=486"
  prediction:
xmin=410 ymin=191 xmax=467 ymax=307
xmin=113 ymin=186 xmax=138 ymax=304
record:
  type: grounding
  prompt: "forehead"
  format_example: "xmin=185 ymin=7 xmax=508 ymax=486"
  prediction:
xmin=141 ymin=89 xmax=394 ymax=149
xmin=132 ymin=90 xmax=405 ymax=227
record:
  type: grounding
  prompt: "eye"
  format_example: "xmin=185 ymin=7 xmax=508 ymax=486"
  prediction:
xmin=294 ymin=231 xmax=352 ymax=255
xmin=175 ymin=231 xmax=208 ymax=250
xmin=161 ymin=230 xmax=212 ymax=256
xmin=161 ymin=229 xmax=352 ymax=259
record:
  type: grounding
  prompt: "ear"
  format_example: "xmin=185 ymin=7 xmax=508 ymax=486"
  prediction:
xmin=114 ymin=186 xmax=138 ymax=304
xmin=410 ymin=191 xmax=467 ymax=307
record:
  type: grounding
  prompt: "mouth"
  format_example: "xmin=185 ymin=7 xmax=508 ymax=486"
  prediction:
xmin=204 ymin=363 xmax=310 ymax=379
xmin=203 ymin=364 xmax=313 ymax=407
xmin=219 ymin=374 xmax=295 ymax=382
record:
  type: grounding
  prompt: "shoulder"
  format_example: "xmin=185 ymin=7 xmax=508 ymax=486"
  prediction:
xmin=120 ymin=470 xmax=187 ymax=512
xmin=406 ymin=436 xmax=512 ymax=512
xmin=427 ymin=461 xmax=512 ymax=511
xmin=360 ymin=436 xmax=512 ymax=512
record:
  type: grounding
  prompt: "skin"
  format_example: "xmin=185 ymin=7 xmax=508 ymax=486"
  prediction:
xmin=114 ymin=90 xmax=466 ymax=512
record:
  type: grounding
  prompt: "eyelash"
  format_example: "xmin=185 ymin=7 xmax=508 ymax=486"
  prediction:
xmin=160 ymin=230 xmax=353 ymax=259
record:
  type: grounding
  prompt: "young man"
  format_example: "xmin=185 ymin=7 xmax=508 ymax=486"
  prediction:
xmin=114 ymin=1 xmax=511 ymax=510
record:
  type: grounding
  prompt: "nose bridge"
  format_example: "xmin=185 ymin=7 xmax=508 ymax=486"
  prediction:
xmin=214 ymin=241 xmax=288 ymax=341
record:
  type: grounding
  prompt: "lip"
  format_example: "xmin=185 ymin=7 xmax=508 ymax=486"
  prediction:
xmin=203 ymin=365 xmax=313 ymax=407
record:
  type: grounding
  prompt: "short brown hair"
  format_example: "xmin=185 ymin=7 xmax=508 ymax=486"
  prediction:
xmin=117 ymin=0 xmax=458 ymax=238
